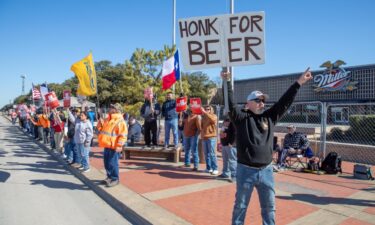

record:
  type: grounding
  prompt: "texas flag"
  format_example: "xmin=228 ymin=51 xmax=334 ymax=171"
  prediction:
xmin=162 ymin=50 xmax=180 ymax=90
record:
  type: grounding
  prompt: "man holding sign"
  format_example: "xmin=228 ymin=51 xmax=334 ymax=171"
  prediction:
xmin=221 ymin=68 xmax=312 ymax=225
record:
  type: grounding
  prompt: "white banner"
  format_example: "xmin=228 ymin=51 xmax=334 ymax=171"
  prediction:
xmin=179 ymin=11 xmax=265 ymax=70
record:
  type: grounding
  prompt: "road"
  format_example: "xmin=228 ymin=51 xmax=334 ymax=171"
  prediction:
xmin=0 ymin=116 xmax=131 ymax=225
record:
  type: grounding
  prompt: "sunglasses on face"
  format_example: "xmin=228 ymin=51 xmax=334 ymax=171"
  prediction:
xmin=252 ymin=98 xmax=265 ymax=103
xmin=205 ymin=108 xmax=211 ymax=111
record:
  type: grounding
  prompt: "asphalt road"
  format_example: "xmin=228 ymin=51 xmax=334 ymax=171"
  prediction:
xmin=0 ymin=116 xmax=131 ymax=225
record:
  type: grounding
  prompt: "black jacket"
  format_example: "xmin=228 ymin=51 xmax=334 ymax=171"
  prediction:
xmin=220 ymin=122 xmax=236 ymax=146
xmin=226 ymin=80 xmax=300 ymax=167
xmin=161 ymin=99 xmax=178 ymax=120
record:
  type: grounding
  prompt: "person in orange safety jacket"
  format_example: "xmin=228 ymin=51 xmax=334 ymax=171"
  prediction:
xmin=97 ymin=103 xmax=127 ymax=187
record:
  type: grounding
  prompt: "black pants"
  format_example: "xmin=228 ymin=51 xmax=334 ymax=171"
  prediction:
xmin=144 ymin=120 xmax=157 ymax=146
xmin=43 ymin=128 xmax=50 ymax=144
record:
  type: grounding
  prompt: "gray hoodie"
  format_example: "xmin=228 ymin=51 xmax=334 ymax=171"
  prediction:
xmin=74 ymin=120 xmax=93 ymax=145
xmin=69 ymin=111 xmax=93 ymax=145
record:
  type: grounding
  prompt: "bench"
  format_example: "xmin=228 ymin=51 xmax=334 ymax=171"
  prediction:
xmin=122 ymin=146 xmax=181 ymax=163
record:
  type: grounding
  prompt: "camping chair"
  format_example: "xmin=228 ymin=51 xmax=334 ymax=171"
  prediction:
xmin=286 ymin=147 xmax=314 ymax=169
xmin=286 ymin=149 xmax=307 ymax=169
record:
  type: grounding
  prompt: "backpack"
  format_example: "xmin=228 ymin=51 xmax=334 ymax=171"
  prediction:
xmin=321 ymin=152 xmax=342 ymax=174
xmin=353 ymin=164 xmax=374 ymax=180
xmin=307 ymin=159 xmax=320 ymax=171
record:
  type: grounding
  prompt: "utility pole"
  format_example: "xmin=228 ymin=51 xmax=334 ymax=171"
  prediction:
xmin=20 ymin=74 xmax=26 ymax=95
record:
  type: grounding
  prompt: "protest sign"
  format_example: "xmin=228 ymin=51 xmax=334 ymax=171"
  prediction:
xmin=63 ymin=90 xmax=71 ymax=108
xmin=179 ymin=11 xmax=265 ymax=70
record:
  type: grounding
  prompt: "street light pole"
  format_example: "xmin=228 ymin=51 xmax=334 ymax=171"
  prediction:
xmin=20 ymin=75 xmax=26 ymax=95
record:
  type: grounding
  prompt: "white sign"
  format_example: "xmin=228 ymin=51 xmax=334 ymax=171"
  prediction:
xmin=179 ymin=12 xmax=265 ymax=70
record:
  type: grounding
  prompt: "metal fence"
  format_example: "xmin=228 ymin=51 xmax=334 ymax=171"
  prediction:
xmin=325 ymin=102 xmax=375 ymax=164
xmin=216 ymin=101 xmax=375 ymax=165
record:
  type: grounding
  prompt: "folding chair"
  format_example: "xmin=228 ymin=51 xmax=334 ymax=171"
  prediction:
xmin=286 ymin=149 xmax=307 ymax=169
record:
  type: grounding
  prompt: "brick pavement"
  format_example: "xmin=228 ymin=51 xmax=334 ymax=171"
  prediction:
xmin=5 ymin=114 xmax=375 ymax=224
xmin=88 ymin=146 xmax=375 ymax=225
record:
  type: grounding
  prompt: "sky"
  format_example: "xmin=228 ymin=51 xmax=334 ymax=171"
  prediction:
xmin=1 ymin=0 xmax=375 ymax=108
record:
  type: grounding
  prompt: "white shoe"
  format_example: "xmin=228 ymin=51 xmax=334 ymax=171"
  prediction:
xmin=211 ymin=170 xmax=219 ymax=175
xmin=81 ymin=168 xmax=91 ymax=173
xmin=205 ymin=169 xmax=213 ymax=173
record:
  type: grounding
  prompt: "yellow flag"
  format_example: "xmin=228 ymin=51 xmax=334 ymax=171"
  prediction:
xmin=71 ymin=52 xmax=97 ymax=96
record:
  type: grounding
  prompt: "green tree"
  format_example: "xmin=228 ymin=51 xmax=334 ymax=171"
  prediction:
xmin=183 ymin=71 xmax=216 ymax=104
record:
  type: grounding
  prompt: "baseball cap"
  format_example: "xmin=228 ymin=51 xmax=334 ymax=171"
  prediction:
xmin=246 ymin=91 xmax=269 ymax=102
xmin=287 ymin=124 xmax=296 ymax=129
xmin=110 ymin=103 xmax=123 ymax=113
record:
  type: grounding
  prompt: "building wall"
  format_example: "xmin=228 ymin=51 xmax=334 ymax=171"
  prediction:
xmin=234 ymin=64 xmax=375 ymax=103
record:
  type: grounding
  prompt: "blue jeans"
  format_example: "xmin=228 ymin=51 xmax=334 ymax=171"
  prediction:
xmin=77 ymin=144 xmax=90 ymax=170
xmin=183 ymin=134 xmax=199 ymax=168
xmin=202 ymin=137 xmax=218 ymax=171
xmin=103 ymin=148 xmax=120 ymax=181
xmin=164 ymin=119 xmax=178 ymax=146
xmin=232 ymin=163 xmax=275 ymax=225
xmin=178 ymin=129 xmax=184 ymax=144
xmin=222 ymin=145 xmax=237 ymax=178
xmin=64 ymin=139 xmax=76 ymax=163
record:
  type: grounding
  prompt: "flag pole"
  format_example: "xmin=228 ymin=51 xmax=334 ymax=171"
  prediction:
xmin=32 ymin=83 xmax=35 ymax=106
xmin=172 ymin=0 xmax=176 ymax=95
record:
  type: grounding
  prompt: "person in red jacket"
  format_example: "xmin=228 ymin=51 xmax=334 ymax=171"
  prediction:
xmin=51 ymin=111 xmax=65 ymax=155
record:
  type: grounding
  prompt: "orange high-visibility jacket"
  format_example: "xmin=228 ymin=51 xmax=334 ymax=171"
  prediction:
xmin=97 ymin=113 xmax=128 ymax=150
xmin=39 ymin=114 xmax=50 ymax=128
xmin=31 ymin=114 xmax=49 ymax=127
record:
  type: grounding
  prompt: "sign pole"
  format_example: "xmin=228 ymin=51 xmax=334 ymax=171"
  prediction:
xmin=223 ymin=0 xmax=234 ymax=115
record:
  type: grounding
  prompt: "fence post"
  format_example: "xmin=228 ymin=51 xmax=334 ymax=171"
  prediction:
xmin=320 ymin=102 xmax=328 ymax=158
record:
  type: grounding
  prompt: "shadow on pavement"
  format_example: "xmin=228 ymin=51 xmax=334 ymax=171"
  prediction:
xmin=124 ymin=161 xmax=215 ymax=180
xmin=0 ymin=170 xmax=10 ymax=182
xmin=5 ymin=161 xmax=69 ymax=175
xmin=30 ymin=179 xmax=90 ymax=190
xmin=277 ymin=193 xmax=375 ymax=207
xmin=0 ymin=149 xmax=8 ymax=157
xmin=145 ymin=170 xmax=214 ymax=180
xmin=279 ymin=171 xmax=373 ymax=191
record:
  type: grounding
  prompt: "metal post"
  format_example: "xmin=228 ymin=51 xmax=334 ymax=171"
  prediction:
xmin=222 ymin=0 xmax=235 ymax=115
xmin=230 ymin=0 xmax=234 ymax=89
xmin=172 ymin=0 xmax=176 ymax=95
xmin=172 ymin=0 xmax=176 ymax=46
xmin=21 ymin=75 xmax=26 ymax=95
xmin=320 ymin=102 xmax=328 ymax=158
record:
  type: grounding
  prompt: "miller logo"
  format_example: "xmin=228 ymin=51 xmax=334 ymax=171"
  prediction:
xmin=313 ymin=60 xmax=358 ymax=92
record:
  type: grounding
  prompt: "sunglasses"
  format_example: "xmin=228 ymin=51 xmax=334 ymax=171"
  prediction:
xmin=252 ymin=98 xmax=265 ymax=103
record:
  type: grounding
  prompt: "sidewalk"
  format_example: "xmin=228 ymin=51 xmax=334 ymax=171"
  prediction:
xmin=87 ymin=146 xmax=375 ymax=225
xmin=8 ymin=115 xmax=375 ymax=225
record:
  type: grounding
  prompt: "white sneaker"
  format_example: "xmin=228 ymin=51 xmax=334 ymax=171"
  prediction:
xmin=211 ymin=170 xmax=219 ymax=175
xmin=81 ymin=168 xmax=91 ymax=173
xmin=204 ymin=169 xmax=213 ymax=173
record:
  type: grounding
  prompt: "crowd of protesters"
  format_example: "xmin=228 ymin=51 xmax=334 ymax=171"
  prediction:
xmin=8 ymin=66 xmax=313 ymax=225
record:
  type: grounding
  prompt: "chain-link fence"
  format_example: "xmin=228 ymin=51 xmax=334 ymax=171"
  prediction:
xmin=269 ymin=102 xmax=323 ymax=160
xmin=325 ymin=103 xmax=375 ymax=164
xmin=216 ymin=101 xmax=375 ymax=165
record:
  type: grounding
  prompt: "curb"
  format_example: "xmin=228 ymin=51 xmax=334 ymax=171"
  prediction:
xmin=4 ymin=115 xmax=191 ymax=225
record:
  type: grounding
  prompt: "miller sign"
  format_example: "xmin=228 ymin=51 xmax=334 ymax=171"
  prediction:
xmin=313 ymin=60 xmax=358 ymax=92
